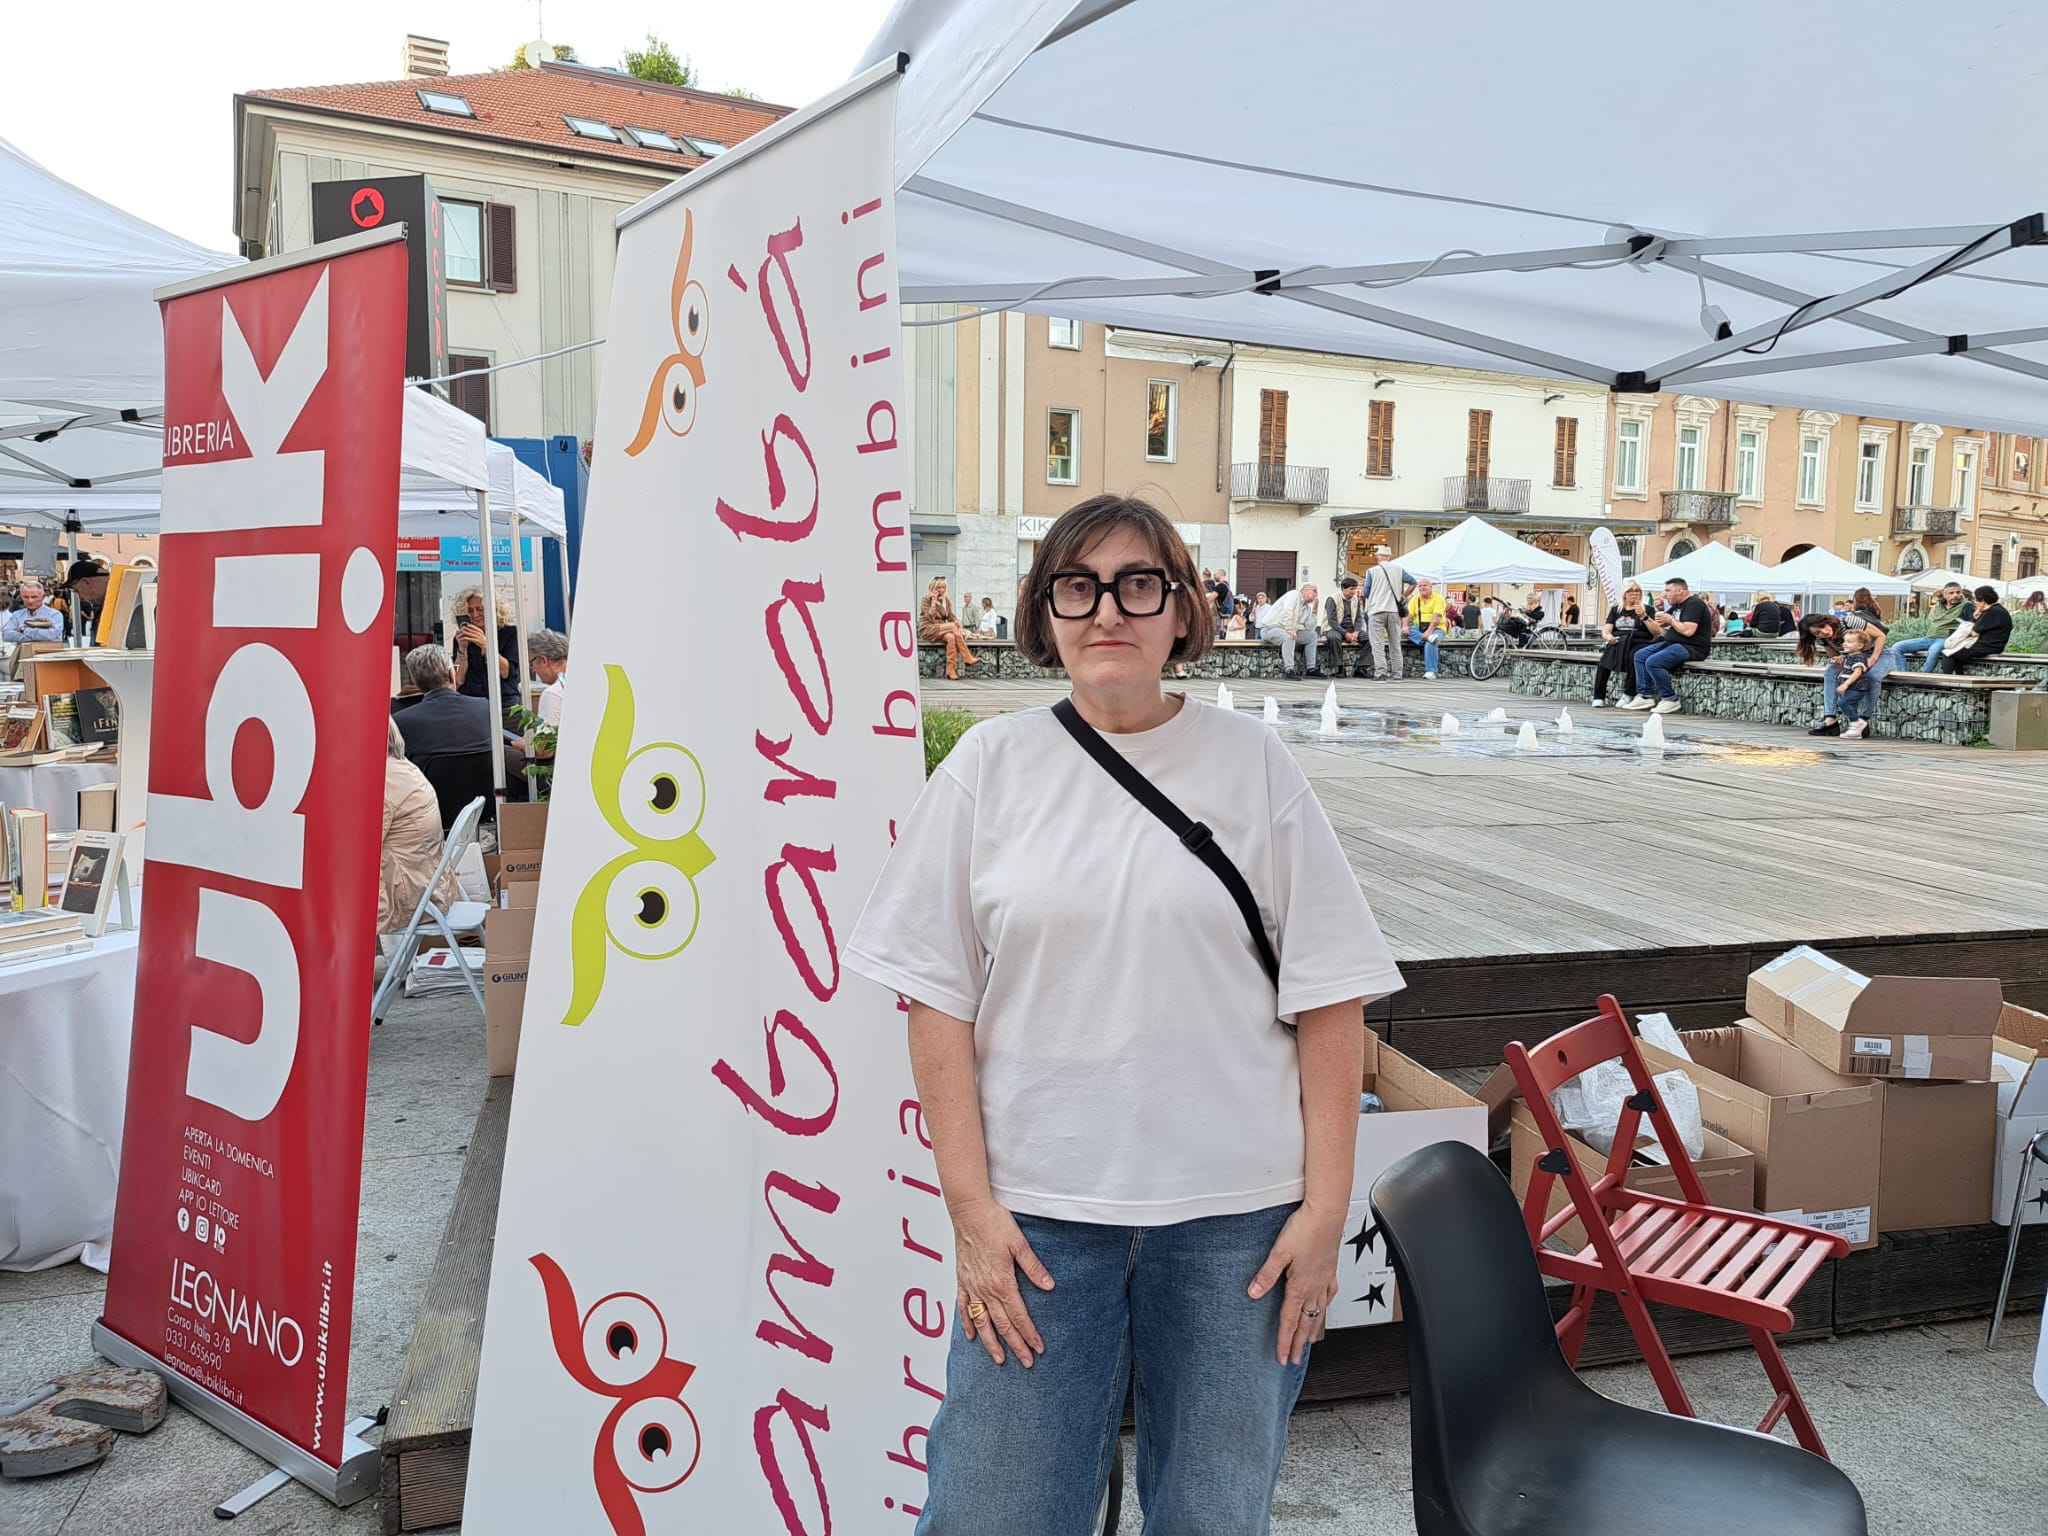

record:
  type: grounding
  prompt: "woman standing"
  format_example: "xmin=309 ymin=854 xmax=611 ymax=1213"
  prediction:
xmin=1590 ymin=581 xmax=1650 ymax=707
xmin=1798 ymin=609 xmax=1891 ymax=737
xmin=920 ymin=576 xmax=981 ymax=680
xmin=1850 ymin=587 xmax=1884 ymax=625
xmin=449 ymin=585 xmax=521 ymax=722
xmin=847 ymin=495 xmax=1401 ymax=1534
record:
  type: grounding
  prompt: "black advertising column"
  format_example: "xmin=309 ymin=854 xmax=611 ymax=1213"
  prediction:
xmin=311 ymin=175 xmax=449 ymax=385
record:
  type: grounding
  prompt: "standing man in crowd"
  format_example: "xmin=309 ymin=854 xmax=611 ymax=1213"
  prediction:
xmin=1209 ymin=568 xmax=1234 ymax=638
xmin=1626 ymin=577 xmax=1713 ymax=715
xmin=1323 ymin=574 xmax=1367 ymax=677
xmin=1361 ymin=544 xmax=1414 ymax=681
xmin=1259 ymin=581 xmax=1321 ymax=678
xmin=1406 ymin=576 xmax=1448 ymax=679
xmin=0 ymin=577 xmax=65 ymax=644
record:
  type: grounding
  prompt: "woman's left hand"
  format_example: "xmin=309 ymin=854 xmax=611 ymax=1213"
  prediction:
xmin=1248 ymin=1200 xmax=1346 ymax=1366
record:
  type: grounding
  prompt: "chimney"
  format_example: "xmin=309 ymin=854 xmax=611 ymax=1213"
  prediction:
xmin=402 ymin=35 xmax=450 ymax=78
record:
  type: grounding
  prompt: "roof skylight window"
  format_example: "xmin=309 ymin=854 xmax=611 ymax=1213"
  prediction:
xmin=417 ymin=89 xmax=474 ymax=118
xmin=681 ymin=135 xmax=729 ymax=156
xmin=623 ymin=125 xmax=682 ymax=151
xmin=564 ymin=115 xmax=621 ymax=141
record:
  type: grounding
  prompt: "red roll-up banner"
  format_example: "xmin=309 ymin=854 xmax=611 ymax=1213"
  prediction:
xmin=99 ymin=228 xmax=407 ymax=1491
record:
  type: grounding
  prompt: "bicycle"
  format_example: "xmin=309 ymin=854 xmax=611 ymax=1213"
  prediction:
xmin=1467 ymin=615 xmax=1568 ymax=681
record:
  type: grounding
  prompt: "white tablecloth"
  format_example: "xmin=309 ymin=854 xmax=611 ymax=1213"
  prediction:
xmin=0 ymin=927 xmax=138 ymax=1271
xmin=0 ymin=759 xmax=119 ymax=832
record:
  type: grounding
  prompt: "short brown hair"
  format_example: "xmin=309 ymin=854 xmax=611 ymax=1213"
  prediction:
xmin=1013 ymin=494 xmax=1215 ymax=669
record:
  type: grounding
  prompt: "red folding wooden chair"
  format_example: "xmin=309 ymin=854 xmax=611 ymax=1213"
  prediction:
xmin=1505 ymin=994 xmax=1849 ymax=1459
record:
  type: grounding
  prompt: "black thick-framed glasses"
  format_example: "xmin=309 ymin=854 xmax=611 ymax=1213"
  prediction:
xmin=1044 ymin=568 xmax=1179 ymax=619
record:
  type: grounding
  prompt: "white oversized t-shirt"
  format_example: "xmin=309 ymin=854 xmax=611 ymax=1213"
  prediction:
xmin=844 ymin=697 xmax=1403 ymax=1226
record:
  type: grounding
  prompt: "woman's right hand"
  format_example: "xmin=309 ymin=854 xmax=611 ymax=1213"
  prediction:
xmin=951 ymin=1196 xmax=1054 ymax=1368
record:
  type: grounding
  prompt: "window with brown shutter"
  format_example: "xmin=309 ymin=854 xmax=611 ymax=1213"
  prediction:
xmin=447 ymin=352 xmax=493 ymax=431
xmin=1258 ymin=389 xmax=1288 ymax=466
xmin=1366 ymin=399 xmax=1394 ymax=478
xmin=1553 ymin=416 xmax=1579 ymax=487
xmin=1466 ymin=409 xmax=1492 ymax=480
xmin=487 ymin=203 xmax=517 ymax=293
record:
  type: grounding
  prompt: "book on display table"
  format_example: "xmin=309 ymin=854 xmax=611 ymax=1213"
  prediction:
xmin=56 ymin=830 xmax=123 ymax=936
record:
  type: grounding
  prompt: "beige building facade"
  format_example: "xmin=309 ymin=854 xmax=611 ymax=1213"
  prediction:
xmin=1607 ymin=392 xmax=1994 ymax=603
xmin=905 ymin=313 xmax=1232 ymax=621
xmin=1225 ymin=347 xmax=1631 ymax=606
xmin=1975 ymin=432 xmax=2048 ymax=591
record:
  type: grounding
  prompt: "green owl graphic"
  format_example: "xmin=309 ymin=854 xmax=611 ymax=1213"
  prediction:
xmin=564 ymin=665 xmax=716 ymax=1026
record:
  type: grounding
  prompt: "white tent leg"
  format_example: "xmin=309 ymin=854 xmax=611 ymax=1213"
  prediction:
xmin=477 ymin=489 xmax=507 ymax=800
xmin=555 ymin=538 xmax=574 ymax=635
xmin=509 ymin=505 xmax=531 ymax=722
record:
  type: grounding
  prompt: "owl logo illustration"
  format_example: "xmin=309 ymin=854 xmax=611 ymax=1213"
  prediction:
xmin=532 ymin=1252 xmax=701 ymax=1536
xmin=625 ymin=208 xmax=709 ymax=455
xmin=564 ymin=665 xmax=715 ymax=1027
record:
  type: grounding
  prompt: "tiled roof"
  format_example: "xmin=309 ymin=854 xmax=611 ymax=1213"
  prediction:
xmin=244 ymin=62 xmax=792 ymax=171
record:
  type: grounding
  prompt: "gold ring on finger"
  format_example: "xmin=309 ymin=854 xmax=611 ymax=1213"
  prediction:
xmin=968 ymin=1300 xmax=988 ymax=1319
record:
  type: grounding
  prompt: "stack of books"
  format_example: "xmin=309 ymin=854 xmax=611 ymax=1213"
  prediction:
xmin=404 ymin=945 xmax=485 ymax=998
xmin=0 ymin=908 xmax=91 ymax=967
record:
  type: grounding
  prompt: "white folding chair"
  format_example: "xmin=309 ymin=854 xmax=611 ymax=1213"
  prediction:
xmin=372 ymin=795 xmax=491 ymax=1024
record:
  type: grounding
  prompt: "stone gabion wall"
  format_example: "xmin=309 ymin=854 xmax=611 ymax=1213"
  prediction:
xmin=1706 ymin=638 xmax=2048 ymax=683
xmin=1505 ymin=655 xmax=1997 ymax=744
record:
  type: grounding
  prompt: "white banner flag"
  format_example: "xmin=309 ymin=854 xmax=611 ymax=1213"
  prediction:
xmin=464 ymin=63 xmax=949 ymax=1534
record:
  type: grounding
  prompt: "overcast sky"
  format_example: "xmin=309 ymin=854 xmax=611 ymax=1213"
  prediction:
xmin=7 ymin=0 xmax=897 ymax=251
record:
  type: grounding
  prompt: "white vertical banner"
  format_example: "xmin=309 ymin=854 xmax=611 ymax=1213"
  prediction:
xmin=464 ymin=63 xmax=951 ymax=1534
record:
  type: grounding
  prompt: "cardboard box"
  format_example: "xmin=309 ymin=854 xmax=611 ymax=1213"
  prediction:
xmin=1510 ymin=1100 xmax=1755 ymax=1251
xmin=1334 ymin=1033 xmax=1488 ymax=1329
xmin=1643 ymin=1024 xmax=1882 ymax=1251
xmin=500 ymin=877 xmax=540 ymax=910
xmin=1745 ymin=946 xmax=1843 ymax=1036
xmin=485 ymin=906 xmax=537 ymax=1078
xmin=1877 ymin=1077 xmax=1996 ymax=1232
xmin=1747 ymin=947 xmax=1999 ymax=1083
xmin=496 ymin=801 xmax=549 ymax=881
xmin=1992 ymin=1003 xmax=2048 ymax=1227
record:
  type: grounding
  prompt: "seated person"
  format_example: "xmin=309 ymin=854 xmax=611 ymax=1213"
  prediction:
xmin=1404 ymin=576 xmax=1448 ymax=678
xmin=977 ymin=596 xmax=999 ymax=636
xmin=1938 ymin=586 xmax=2011 ymax=673
xmin=1625 ymin=577 xmax=1713 ymax=715
xmin=397 ymin=644 xmax=499 ymax=758
xmin=381 ymin=717 xmax=461 ymax=932
xmin=1829 ymin=630 xmax=1884 ymax=740
xmin=1748 ymin=590 xmax=1795 ymax=636
xmin=0 ymin=577 xmax=66 ymax=644
xmin=1797 ymin=609 xmax=1892 ymax=736
xmin=396 ymin=643 xmax=528 ymax=797
xmin=1223 ymin=597 xmax=1249 ymax=640
xmin=1892 ymin=581 xmax=1974 ymax=673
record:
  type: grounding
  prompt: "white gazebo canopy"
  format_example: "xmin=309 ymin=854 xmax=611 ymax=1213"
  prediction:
xmin=0 ymin=138 xmax=562 ymax=547
xmin=1397 ymin=515 xmax=1586 ymax=584
xmin=866 ymin=1 xmax=2048 ymax=432
xmin=1767 ymin=546 xmax=1911 ymax=600
xmin=1636 ymin=542 xmax=1778 ymax=596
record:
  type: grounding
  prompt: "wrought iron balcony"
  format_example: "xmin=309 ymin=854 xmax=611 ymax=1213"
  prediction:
xmin=1442 ymin=475 xmax=1531 ymax=513
xmin=1659 ymin=489 xmax=1739 ymax=527
xmin=1230 ymin=461 xmax=1330 ymax=506
xmin=1892 ymin=504 xmax=1961 ymax=539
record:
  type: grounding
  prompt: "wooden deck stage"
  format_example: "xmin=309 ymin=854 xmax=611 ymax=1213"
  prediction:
xmin=929 ymin=675 xmax=2048 ymax=1067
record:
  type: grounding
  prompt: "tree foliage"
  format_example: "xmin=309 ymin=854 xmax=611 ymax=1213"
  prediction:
xmin=623 ymin=34 xmax=693 ymax=87
xmin=507 ymin=41 xmax=579 ymax=69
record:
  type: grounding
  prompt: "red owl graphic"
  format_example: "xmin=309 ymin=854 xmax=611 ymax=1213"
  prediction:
xmin=532 ymin=1252 xmax=702 ymax=1535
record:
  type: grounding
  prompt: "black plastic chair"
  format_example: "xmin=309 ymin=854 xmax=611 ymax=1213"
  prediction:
xmin=1369 ymin=1142 xmax=1866 ymax=1536
xmin=412 ymin=751 xmax=500 ymax=831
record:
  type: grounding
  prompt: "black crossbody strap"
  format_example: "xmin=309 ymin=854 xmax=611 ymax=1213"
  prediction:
xmin=1050 ymin=698 xmax=1281 ymax=987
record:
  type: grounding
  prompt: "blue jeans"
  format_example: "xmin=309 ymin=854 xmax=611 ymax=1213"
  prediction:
xmin=1406 ymin=625 xmax=1442 ymax=673
xmin=1633 ymin=640 xmax=1695 ymax=701
xmin=1822 ymin=649 xmax=1894 ymax=721
xmin=1891 ymin=635 xmax=1946 ymax=673
xmin=919 ymin=1202 xmax=1308 ymax=1535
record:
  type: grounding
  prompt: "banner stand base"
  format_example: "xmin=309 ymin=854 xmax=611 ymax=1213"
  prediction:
xmin=91 ymin=1322 xmax=378 ymax=1507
